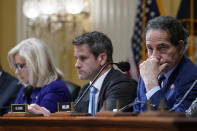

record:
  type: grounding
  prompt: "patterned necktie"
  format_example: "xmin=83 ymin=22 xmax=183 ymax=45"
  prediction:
xmin=158 ymin=75 xmax=166 ymax=87
xmin=89 ymin=86 xmax=97 ymax=116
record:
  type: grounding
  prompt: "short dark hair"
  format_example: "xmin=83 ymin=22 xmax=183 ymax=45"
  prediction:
xmin=144 ymin=16 xmax=189 ymax=46
xmin=72 ymin=31 xmax=113 ymax=63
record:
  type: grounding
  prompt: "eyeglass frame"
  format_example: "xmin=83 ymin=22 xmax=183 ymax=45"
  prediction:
xmin=15 ymin=64 xmax=26 ymax=71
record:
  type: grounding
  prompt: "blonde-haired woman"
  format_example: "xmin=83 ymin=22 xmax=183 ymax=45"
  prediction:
xmin=8 ymin=38 xmax=70 ymax=116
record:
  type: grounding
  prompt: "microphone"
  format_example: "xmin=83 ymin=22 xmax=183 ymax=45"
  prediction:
xmin=112 ymin=61 xmax=130 ymax=72
xmin=74 ymin=61 xmax=130 ymax=107
xmin=23 ymin=86 xmax=34 ymax=97
xmin=19 ymin=86 xmax=34 ymax=104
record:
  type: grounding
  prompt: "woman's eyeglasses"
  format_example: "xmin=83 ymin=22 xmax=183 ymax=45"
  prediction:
xmin=15 ymin=64 xmax=26 ymax=71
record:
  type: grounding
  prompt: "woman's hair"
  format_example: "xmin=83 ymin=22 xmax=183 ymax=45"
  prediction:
xmin=8 ymin=37 xmax=63 ymax=87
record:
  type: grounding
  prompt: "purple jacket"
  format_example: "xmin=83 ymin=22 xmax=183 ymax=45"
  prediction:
xmin=14 ymin=79 xmax=71 ymax=113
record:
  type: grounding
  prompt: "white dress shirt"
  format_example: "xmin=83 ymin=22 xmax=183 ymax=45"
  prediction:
xmin=88 ymin=68 xmax=111 ymax=113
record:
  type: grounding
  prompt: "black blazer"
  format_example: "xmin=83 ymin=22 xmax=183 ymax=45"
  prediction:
xmin=0 ymin=71 xmax=21 ymax=115
xmin=74 ymin=68 xmax=137 ymax=113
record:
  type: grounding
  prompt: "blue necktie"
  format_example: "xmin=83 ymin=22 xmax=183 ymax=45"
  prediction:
xmin=89 ymin=86 xmax=97 ymax=116
xmin=158 ymin=75 xmax=166 ymax=87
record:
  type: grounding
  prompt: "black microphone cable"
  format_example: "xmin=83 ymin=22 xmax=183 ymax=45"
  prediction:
xmin=74 ymin=63 xmax=111 ymax=107
xmin=119 ymin=101 xmax=146 ymax=111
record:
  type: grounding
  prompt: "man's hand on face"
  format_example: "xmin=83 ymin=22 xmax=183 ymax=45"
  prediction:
xmin=140 ymin=57 xmax=161 ymax=92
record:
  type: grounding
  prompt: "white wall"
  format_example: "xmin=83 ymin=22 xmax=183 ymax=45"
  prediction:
xmin=17 ymin=0 xmax=26 ymax=43
xmin=91 ymin=0 xmax=138 ymax=62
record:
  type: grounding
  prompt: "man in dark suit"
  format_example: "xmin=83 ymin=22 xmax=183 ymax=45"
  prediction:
xmin=0 ymin=63 xmax=21 ymax=115
xmin=73 ymin=31 xmax=137 ymax=115
xmin=133 ymin=16 xmax=197 ymax=113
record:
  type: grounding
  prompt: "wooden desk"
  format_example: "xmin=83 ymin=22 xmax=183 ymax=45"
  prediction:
xmin=0 ymin=113 xmax=197 ymax=131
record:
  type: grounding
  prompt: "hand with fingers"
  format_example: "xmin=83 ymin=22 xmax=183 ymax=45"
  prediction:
xmin=140 ymin=57 xmax=168 ymax=92
xmin=28 ymin=104 xmax=50 ymax=117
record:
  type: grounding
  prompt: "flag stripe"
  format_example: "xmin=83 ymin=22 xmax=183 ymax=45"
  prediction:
xmin=189 ymin=0 xmax=195 ymax=62
xmin=177 ymin=0 xmax=197 ymax=63
xmin=127 ymin=0 xmax=163 ymax=80
xmin=156 ymin=0 xmax=165 ymax=15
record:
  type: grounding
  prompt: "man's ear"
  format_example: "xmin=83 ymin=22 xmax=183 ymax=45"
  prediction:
xmin=98 ymin=53 xmax=107 ymax=66
xmin=177 ymin=40 xmax=185 ymax=54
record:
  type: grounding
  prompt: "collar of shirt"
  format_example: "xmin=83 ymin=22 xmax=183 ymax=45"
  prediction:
xmin=90 ymin=68 xmax=111 ymax=92
xmin=162 ymin=65 xmax=177 ymax=82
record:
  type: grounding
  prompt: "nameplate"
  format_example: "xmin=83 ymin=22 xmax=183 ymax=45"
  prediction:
xmin=11 ymin=104 xmax=28 ymax=113
xmin=58 ymin=102 xmax=71 ymax=112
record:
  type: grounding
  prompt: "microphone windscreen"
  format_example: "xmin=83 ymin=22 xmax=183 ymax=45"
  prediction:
xmin=117 ymin=62 xmax=130 ymax=72
xmin=23 ymin=86 xmax=33 ymax=97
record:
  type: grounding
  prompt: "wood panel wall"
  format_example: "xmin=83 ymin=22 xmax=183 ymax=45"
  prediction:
xmin=0 ymin=0 xmax=16 ymax=76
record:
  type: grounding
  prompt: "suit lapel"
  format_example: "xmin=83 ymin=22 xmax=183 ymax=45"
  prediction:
xmin=163 ymin=57 xmax=185 ymax=90
xmin=97 ymin=68 xmax=115 ymax=111
xmin=162 ymin=57 xmax=185 ymax=107
xmin=74 ymin=83 xmax=90 ymax=112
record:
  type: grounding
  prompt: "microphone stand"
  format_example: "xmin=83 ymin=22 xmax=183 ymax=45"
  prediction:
xmin=119 ymin=101 xmax=146 ymax=112
xmin=74 ymin=63 xmax=111 ymax=107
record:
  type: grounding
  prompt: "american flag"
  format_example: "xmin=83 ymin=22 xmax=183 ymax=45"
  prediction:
xmin=127 ymin=0 xmax=163 ymax=81
xmin=176 ymin=0 xmax=197 ymax=63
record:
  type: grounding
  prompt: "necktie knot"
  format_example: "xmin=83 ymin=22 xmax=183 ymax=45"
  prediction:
xmin=158 ymin=75 xmax=166 ymax=87
xmin=90 ymin=86 xmax=97 ymax=94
